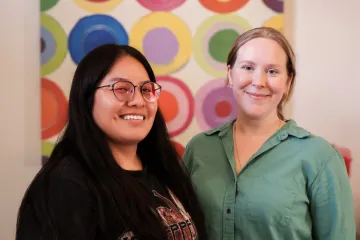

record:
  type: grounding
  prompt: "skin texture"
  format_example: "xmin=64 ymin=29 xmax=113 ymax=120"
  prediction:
xmin=93 ymin=55 xmax=158 ymax=146
xmin=228 ymin=37 xmax=290 ymax=121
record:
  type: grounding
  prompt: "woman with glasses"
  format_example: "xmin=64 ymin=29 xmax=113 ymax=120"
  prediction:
xmin=16 ymin=44 xmax=206 ymax=240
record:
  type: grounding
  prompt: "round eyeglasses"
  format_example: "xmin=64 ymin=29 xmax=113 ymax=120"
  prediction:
xmin=96 ymin=79 xmax=162 ymax=102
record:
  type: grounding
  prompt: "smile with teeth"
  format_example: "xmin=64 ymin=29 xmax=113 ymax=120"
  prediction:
xmin=121 ymin=115 xmax=145 ymax=120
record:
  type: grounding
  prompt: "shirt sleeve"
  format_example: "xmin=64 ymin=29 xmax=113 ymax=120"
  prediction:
xmin=309 ymin=150 xmax=356 ymax=240
xmin=17 ymin=165 xmax=98 ymax=240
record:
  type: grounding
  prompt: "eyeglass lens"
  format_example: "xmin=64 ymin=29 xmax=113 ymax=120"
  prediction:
xmin=113 ymin=81 xmax=161 ymax=102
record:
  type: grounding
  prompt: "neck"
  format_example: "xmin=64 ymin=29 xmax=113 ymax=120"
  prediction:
xmin=109 ymin=142 xmax=142 ymax=171
xmin=235 ymin=111 xmax=283 ymax=136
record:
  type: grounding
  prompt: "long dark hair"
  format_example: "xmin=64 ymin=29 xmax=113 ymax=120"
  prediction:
xmin=16 ymin=44 xmax=206 ymax=239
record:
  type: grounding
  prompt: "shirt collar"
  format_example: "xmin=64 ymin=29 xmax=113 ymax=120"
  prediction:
xmin=204 ymin=119 xmax=311 ymax=140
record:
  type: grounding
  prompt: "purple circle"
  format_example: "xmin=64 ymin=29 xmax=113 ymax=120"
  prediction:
xmin=42 ymin=155 xmax=49 ymax=166
xmin=263 ymin=0 xmax=283 ymax=13
xmin=143 ymin=27 xmax=179 ymax=64
xmin=202 ymin=87 xmax=237 ymax=128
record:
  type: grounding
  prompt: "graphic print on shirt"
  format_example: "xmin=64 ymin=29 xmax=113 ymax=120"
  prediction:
xmin=118 ymin=229 xmax=137 ymax=240
xmin=153 ymin=190 xmax=198 ymax=240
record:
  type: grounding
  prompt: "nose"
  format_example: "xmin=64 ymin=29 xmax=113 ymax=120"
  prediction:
xmin=252 ymin=70 xmax=266 ymax=88
xmin=127 ymin=86 xmax=145 ymax=107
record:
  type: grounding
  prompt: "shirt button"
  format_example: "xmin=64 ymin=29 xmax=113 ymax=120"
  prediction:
xmin=227 ymin=209 xmax=231 ymax=214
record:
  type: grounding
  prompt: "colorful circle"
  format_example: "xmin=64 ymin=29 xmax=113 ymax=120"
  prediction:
xmin=41 ymin=78 xmax=68 ymax=140
xmin=171 ymin=140 xmax=185 ymax=158
xmin=68 ymin=14 xmax=128 ymax=64
xmin=143 ymin=28 xmax=179 ymax=65
xmin=263 ymin=14 xmax=284 ymax=33
xmin=41 ymin=0 xmax=59 ymax=11
xmin=199 ymin=0 xmax=249 ymax=13
xmin=137 ymin=0 xmax=186 ymax=11
xmin=157 ymin=76 xmax=194 ymax=137
xmin=195 ymin=78 xmax=237 ymax=130
xmin=42 ymin=141 xmax=55 ymax=157
xmin=130 ymin=12 xmax=192 ymax=75
xmin=41 ymin=13 xmax=67 ymax=76
xmin=193 ymin=14 xmax=252 ymax=77
xmin=73 ymin=0 xmax=123 ymax=13
xmin=263 ymin=0 xmax=283 ymax=13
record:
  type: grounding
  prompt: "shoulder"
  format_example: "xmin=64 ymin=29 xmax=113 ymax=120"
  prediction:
xmin=42 ymin=156 xmax=94 ymax=196
xmin=186 ymin=120 xmax=235 ymax=149
xmin=285 ymin=120 xmax=344 ymax=173
xmin=183 ymin=120 xmax=234 ymax=169
xmin=50 ymin=156 xmax=89 ymax=182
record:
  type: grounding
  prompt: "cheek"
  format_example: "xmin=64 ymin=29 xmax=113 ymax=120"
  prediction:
xmin=93 ymin=93 xmax=122 ymax=125
xmin=231 ymin=71 xmax=251 ymax=89
xmin=146 ymin=102 xmax=158 ymax=118
xmin=267 ymin=77 xmax=288 ymax=93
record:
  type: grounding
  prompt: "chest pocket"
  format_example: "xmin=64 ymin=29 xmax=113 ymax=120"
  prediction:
xmin=244 ymin=176 xmax=296 ymax=227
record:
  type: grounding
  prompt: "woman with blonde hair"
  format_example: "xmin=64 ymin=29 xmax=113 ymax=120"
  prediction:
xmin=183 ymin=27 xmax=355 ymax=239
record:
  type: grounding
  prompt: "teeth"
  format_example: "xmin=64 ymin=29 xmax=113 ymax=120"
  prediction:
xmin=122 ymin=115 xmax=144 ymax=120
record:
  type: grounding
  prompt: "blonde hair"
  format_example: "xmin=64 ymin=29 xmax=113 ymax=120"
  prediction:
xmin=226 ymin=27 xmax=296 ymax=120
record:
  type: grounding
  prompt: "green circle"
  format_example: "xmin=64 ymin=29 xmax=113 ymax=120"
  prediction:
xmin=209 ymin=29 xmax=239 ymax=63
xmin=42 ymin=141 xmax=55 ymax=157
xmin=41 ymin=0 xmax=59 ymax=11
xmin=41 ymin=13 xmax=67 ymax=76
xmin=193 ymin=14 xmax=252 ymax=77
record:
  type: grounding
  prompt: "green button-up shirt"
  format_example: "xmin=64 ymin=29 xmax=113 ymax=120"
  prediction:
xmin=183 ymin=119 xmax=355 ymax=240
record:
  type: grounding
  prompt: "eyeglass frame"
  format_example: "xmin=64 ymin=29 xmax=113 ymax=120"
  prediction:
xmin=96 ymin=78 xmax=162 ymax=102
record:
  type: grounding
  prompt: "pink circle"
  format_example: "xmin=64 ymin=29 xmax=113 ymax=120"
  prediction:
xmin=157 ymin=76 xmax=194 ymax=137
xmin=136 ymin=0 xmax=186 ymax=11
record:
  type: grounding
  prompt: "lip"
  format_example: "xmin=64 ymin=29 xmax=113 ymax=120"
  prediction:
xmin=245 ymin=92 xmax=271 ymax=99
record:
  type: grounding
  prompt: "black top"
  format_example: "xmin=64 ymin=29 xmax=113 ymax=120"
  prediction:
xmin=17 ymin=157 xmax=198 ymax=239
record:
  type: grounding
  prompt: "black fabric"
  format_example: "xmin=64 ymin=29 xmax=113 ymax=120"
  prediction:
xmin=17 ymin=157 xmax=198 ymax=240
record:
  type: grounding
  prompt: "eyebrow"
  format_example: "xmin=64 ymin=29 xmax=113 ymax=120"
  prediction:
xmin=107 ymin=77 xmax=151 ymax=84
xmin=237 ymin=60 xmax=283 ymax=69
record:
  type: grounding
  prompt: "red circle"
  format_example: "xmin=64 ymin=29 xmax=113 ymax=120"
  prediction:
xmin=215 ymin=100 xmax=231 ymax=117
xmin=172 ymin=140 xmax=185 ymax=158
xmin=199 ymin=0 xmax=249 ymax=13
xmin=159 ymin=91 xmax=179 ymax=122
xmin=41 ymin=77 xmax=68 ymax=139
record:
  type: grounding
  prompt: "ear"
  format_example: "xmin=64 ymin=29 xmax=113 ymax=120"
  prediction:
xmin=285 ymin=75 xmax=292 ymax=92
xmin=227 ymin=65 xmax=233 ymax=87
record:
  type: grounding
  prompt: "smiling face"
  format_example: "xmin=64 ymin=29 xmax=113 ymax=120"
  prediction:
xmin=228 ymin=37 xmax=290 ymax=120
xmin=93 ymin=55 xmax=158 ymax=145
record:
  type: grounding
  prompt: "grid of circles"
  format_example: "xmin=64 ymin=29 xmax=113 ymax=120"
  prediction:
xmin=39 ymin=0 xmax=284 ymax=165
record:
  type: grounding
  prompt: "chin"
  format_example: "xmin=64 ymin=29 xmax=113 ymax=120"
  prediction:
xmin=243 ymin=109 xmax=270 ymax=119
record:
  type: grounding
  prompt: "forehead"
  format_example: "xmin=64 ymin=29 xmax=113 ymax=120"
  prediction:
xmin=104 ymin=55 xmax=150 ymax=84
xmin=236 ymin=37 xmax=287 ymax=65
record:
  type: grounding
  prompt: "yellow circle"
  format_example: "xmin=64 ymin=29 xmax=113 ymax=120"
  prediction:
xmin=73 ymin=0 xmax=123 ymax=13
xmin=129 ymin=12 xmax=192 ymax=75
xmin=263 ymin=14 xmax=284 ymax=32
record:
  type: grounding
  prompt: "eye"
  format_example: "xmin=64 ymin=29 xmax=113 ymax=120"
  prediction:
xmin=241 ymin=65 xmax=253 ymax=71
xmin=267 ymin=69 xmax=278 ymax=75
xmin=114 ymin=87 xmax=132 ymax=93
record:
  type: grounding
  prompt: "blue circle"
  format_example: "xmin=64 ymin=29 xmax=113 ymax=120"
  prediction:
xmin=41 ymin=26 xmax=56 ymax=65
xmin=68 ymin=14 xmax=129 ymax=64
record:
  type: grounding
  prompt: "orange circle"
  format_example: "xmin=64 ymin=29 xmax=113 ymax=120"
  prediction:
xmin=199 ymin=0 xmax=249 ymax=13
xmin=172 ymin=140 xmax=185 ymax=158
xmin=215 ymin=100 xmax=231 ymax=117
xmin=41 ymin=78 xmax=68 ymax=139
xmin=159 ymin=91 xmax=179 ymax=122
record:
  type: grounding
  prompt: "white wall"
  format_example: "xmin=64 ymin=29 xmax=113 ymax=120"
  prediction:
xmin=290 ymin=0 xmax=360 ymax=232
xmin=0 ymin=1 xmax=40 ymax=239
xmin=1 ymin=0 xmax=359 ymax=239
